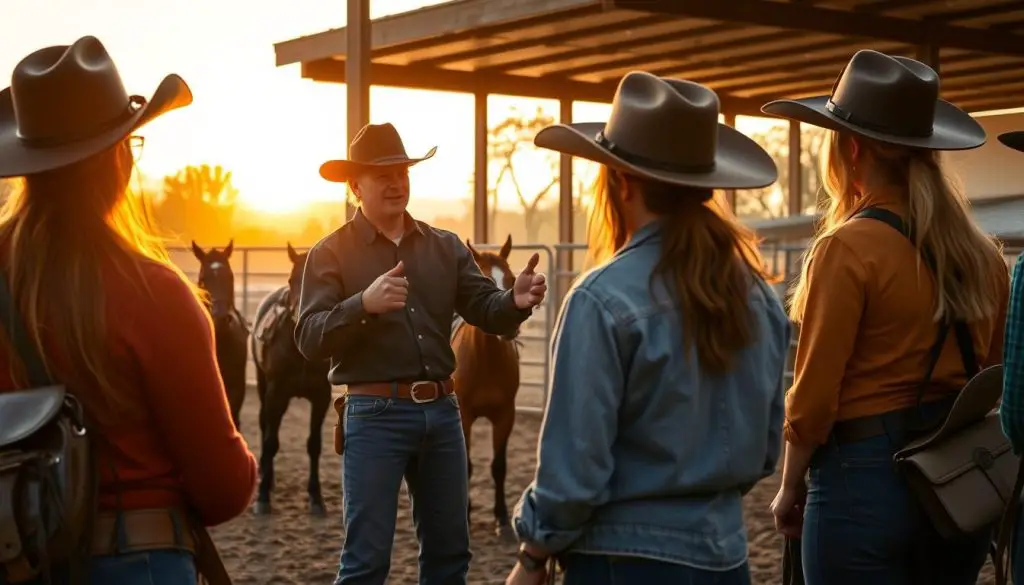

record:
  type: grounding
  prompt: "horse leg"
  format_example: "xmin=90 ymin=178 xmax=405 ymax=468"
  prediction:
xmin=254 ymin=384 xmax=290 ymax=516
xmin=306 ymin=385 xmax=331 ymax=517
xmin=491 ymin=407 xmax=516 ymax=542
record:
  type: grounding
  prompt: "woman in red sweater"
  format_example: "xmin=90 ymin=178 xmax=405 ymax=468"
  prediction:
xmin=0 ymin=37 xmax=257 ymax=583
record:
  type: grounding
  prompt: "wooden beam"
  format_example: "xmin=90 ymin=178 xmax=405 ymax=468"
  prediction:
xmin=301 ymin=58 xmax=777 ymax=117
xmin=611 ymin=0 xmax=1024 ymax=56
xmin=345 ymin=0 xmax=370 ymax=222
xmin=274 ymin=0 xmax=604 ymax=66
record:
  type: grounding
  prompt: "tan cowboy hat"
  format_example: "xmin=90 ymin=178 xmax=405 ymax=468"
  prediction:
xmin=761 ymin=50 xmax=985 ymax=151
xmin=998 ymin=132 xmax=1024 ymax=153
xmin=534 ymin=72 xmax=777 ymax=190
xmin=320 ymin=123 xmax=437 ymax=183
xmin=0 ymin=36 xmax=192 ymax=178
xmin=534 ymin=73 xmax=777 ymax=190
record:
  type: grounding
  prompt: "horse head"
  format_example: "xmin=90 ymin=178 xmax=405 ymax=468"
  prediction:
xmin=466 ymin=235 xmax=520 ymax=341
xmin=192 ymin=239 xmax=237 ymax=323
xmin=285 ymin=242 xmax=308 ymax=316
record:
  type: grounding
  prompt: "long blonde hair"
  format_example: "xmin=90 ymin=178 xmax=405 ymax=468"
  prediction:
xmin=789 ymin=130 xmax=1004 ymax=324
xmin=1 ymin=140 xmax=201 ymax=421
xmin=585 ymin=165 xmax=773 ymax=375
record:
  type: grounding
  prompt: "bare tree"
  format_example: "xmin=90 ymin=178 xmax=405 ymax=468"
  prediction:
xmin=488 ymin=106 xmax=560 ymax=243
xmin=737 ymin=124 xmax=827 ymax=219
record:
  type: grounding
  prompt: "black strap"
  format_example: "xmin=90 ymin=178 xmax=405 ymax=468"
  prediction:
xmin=0 ymin=269 xmax=52 ymax=387
xmin=853 ymin=208 xmax=980 ymax=411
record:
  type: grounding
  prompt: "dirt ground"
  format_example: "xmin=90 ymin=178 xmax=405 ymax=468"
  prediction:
xmin=210 ymin=393 xmax=998 ymax=584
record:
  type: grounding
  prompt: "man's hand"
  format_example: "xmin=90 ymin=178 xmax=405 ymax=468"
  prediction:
xmin=361 ymin=261 xmax=408 ymax=314
xmin=513 ymin=253 xmax=547 ymax=310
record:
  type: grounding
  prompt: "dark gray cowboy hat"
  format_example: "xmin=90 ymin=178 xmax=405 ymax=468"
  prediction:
xmin=319 ymin=122 xmax=437 ymax=183
xmin=998 ymin=132 xmax=1024 ymax=153
xmin=0 ymin=36 xmax=192 ymax=178
xmin=761 ymin=49 xmax=985 ymax=151
xmin=532 ymin=72 xmax=777 ymax=190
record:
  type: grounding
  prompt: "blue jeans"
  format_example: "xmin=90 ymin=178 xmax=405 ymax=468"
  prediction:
xmin=16 ymin=550 xmax=196 ymax=584
xmin=335 ymin=393 xmax=471 ymax=585
xmin=561 ymin=554 xmax=751 ymax=585
xmin=1012 ymin=506 xmax=1024 ymax=585
xmin=803 ymin=408 xmax=990 ymax=585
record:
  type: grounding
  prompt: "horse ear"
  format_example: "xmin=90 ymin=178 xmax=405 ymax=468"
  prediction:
xmin=499 ymin=234 xmax=512 ymax=260
xmin=287 ymin=242 xmax=300 ymax=263
xmin=224 ymin=239 xmax=234 ymax=258
xmin=465 ymin=238 xmax=481 ymax=261
xmin=191 ymin=240 xmax=205 ymax=262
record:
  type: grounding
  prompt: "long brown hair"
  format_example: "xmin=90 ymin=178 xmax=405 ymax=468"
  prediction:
xmin=585 ymin=165 xmax=773 ymax=375
xmin=789 ymin=130 xmax=1004 ymax=324
xmin=0 ymin=139 xmax=201 ymax=421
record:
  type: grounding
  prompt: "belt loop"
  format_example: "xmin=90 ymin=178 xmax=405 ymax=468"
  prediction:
xmin=169 ymin=509 xmax=185 ymax=547
xmin=114 ymin=509 xmax=128 ymax=553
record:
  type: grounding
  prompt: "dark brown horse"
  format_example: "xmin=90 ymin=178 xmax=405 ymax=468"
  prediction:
xmin=192 ymin=240 xmax=249 ymax=431
xmin=452 ymin=234 xmax=522 ymax=540
xmin=250 ymin=242 xmax=332 ymax=517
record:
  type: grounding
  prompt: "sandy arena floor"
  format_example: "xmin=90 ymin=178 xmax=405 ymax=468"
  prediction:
xmin=210 ymin=393 xmax=998 ymax=584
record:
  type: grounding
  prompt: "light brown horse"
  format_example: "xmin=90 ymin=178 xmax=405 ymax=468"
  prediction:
xmin=452 ymin=234 xmax=522 ymax=541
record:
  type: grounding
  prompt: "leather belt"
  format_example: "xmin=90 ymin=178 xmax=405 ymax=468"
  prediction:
xmin=346 ymin=378 xmax=455 ymax=403
xmin=831 ymin=396 xmax=957 ymax=444
xmin=91 ymin=508 xmax=196 ymax=556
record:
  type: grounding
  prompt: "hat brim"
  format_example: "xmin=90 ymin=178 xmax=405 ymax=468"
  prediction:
xmin=534 ymin=122 xmax=777 ymax=190
xmin=998 ymin=131 xmax=1024 ymax=153
xmin=319 ymin=146 xmax=438 ymax=183
xmin=760 ymin=95 xmax=985 ymax=151
xmin=0 ymin=74 xmax=193 ymax=178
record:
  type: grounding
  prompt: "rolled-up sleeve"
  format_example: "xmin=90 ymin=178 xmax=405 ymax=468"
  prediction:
xmin=785 ymin=236 xmax=866 ymax=447
xmin=1001 ymin=255 xmax=1024 ymax=453
xmin=294 ymin=241 xmax=376 ymax=362
xmin=512 ymin=287 xmax=624 ymax=554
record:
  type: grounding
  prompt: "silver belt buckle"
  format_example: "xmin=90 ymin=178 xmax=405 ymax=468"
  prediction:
xmin=409 ymin=381 xmax=439 ymax=403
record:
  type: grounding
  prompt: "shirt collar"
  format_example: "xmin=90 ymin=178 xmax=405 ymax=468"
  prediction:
xmin=353 ymin=207 xmax=424 ymax=244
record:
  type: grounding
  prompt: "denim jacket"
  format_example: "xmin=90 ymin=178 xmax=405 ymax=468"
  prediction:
xmin=512 ymin=221 xmax=791 ymax=570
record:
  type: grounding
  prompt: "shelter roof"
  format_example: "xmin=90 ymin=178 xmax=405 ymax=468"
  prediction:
xmin=274 ymin=0 xmax=1024 ymax=116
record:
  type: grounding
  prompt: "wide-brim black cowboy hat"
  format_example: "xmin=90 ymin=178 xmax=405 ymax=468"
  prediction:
xmin=0 ymin=36 xmax=193 ymax=178
xmin=534 ymin=72 xmax=777 ymax=190
xmin=320 ymin=122 xmax=436 ymax=183
xmin=999 ymin=131 xmax=1024 ymax=153
xmin=761 ymin=50 xmax=985 ymax=151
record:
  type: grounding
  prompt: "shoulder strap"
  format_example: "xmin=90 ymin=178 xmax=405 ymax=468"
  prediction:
xmin=853 ymin=208 xmax=980 ymax=402
xmin=0 ymin=269 xmax=52 ymax=387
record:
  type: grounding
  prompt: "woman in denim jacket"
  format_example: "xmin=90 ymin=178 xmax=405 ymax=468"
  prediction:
xmin=504 ymin=72 xmax=791 ymax=585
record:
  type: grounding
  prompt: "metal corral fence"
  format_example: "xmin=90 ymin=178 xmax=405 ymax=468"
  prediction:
xmin=168 ymin=244 xmax=557 ymax=414
xmin=171 ymin=240 xmax=1024 ymax=415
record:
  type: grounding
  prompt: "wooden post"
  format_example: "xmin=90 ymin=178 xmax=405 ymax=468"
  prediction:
xmin=474 ymin=92 xmax=489 ymax=244
xmin=916 ymin=44 xmax=940 ymax=74
xmin=723 ymin=111 xmax=737 ymax=213
xmin=345 ymin=0 xmax=371 ymax=222
xmin=557 ymin=98 xmax=575 ymax=306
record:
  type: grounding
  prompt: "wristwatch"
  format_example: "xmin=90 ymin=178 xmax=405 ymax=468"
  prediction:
xmin=516 ymin=546 xmax=547 ymax=572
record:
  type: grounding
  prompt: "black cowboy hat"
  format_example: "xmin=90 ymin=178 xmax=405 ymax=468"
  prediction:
xmin=319 ymin=123 xmax=436 ymax=183
xmin=998 ymin=132 xmax=1024 ymax=153
xmin=0 ymin=36 xmax=192 ymax=178
xmin=761 ymin=50 xmax=985 ymax=151
xmin=532 ymin=71 xmax=777 ymax=190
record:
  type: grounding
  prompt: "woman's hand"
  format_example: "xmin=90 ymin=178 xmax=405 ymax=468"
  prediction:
xmin=770 ymin=481 xmax=808 ymax=538
xmin=505 ymin=561 xmax=548 ymax=585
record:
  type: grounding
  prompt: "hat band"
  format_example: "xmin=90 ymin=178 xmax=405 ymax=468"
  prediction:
xmin=825 ymin=99 xmax=933 ymax=139
xmin=16 ymin=95 xmax=146 ymax=148
xmin=596 ymin=132 xmax=715 ymax=174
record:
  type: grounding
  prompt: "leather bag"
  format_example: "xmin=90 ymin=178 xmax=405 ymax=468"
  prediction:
xmin=0 ymin=272 xmax=97 ymax=584
xmin=857 ymin=207 xmax=1024 ymax=584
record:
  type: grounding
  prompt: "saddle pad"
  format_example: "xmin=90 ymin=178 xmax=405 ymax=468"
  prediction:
xmin=451 ymin=314 xmax=466 ymax=344
xmin=254 ymin=303 xmax=288 ymax=343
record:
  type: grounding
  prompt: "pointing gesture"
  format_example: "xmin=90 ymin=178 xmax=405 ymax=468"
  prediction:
xmin=361 ymin=261 xmax=409 ymax=314
xmin=512 ymin=252 xmax=547 ymax=310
